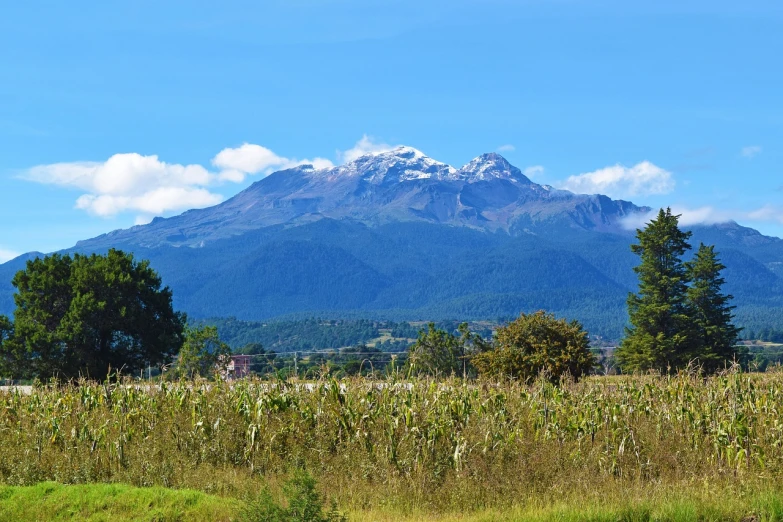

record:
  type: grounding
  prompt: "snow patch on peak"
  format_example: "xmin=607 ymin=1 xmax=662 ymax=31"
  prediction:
xmin=308 ymin=147 xmax=536 ymax=185
xmin=347 ymin=145 xmax=428 ymax=164
xmin=377 ymin=145 xmax=426 ymax=159
xmin=320 ymin=145 xmax=458 ymax=184
xmin=458 ymin=153 xmax=530 ymax=182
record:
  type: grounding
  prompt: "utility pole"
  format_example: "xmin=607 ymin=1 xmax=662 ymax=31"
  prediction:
xmin=294 ymin=351 xmax=298 ymax=377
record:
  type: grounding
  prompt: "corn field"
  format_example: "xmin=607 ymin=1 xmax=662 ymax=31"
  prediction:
xmin=1 ymin=372 xmax=783 ymax=511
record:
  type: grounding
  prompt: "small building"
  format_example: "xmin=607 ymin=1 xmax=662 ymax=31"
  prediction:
xmin=220 ymin=354 xmax=252 ymax=379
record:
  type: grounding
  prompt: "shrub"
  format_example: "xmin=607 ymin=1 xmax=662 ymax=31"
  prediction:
xmin=242 ymin=470 xmax=346 ymax=522
xmin=407 ymin=322 xmax=487 ymax=377
xmin=472 ymin=310 xmax=594 ymax=383
xmin=173 ymin=325 xmax=231 ymax=379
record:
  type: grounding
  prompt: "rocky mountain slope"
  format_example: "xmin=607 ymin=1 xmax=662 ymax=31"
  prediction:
xmin=77 ymin=147 xmax=644 ymax=249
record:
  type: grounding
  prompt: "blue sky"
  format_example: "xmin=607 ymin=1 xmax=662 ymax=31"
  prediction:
xmin=1 ymin=0 xmax=781 ymax=262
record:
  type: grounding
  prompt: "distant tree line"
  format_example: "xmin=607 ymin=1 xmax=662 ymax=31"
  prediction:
xmin=202 ymin=317 xmax=421 ymax=352
xmin=744 ymin=328 xmax=783 ymax=344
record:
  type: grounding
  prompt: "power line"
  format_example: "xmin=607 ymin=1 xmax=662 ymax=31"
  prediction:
xmin=235 ymin=351 xmax=409 ymax=358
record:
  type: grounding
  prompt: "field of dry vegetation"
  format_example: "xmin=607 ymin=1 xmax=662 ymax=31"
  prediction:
xmin=3 ymin=371 xmax=783 ymax=519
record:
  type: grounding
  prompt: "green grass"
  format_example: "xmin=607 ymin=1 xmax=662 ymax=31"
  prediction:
xmin=0 ymin=482 xmax=239 ymax=521
xmin=352 ymin=487 xmax=783 ymax=521
xmin=3 ymin=483 xmax=783 ymax=521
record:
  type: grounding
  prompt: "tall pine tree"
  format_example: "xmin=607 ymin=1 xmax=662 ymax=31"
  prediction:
xmin=616 ymin=208 xmax=693 ymax=372
xmin=686 ymin=243 xmax=741 ymax=371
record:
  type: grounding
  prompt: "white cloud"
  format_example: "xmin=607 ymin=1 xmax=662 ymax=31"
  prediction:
xmin=216 ymin=169 xmax=248 ymax=183
xmin=676 ymin=207 xmax=731 ymax=226
xmin=307 ymin=157 xmax=336 ymax=170
xmin=213 ymin=144 xmax=285 ymax=174
xmin=747 ymin=205 xmax=783 ymax=223
xmin=75 ymin=187 xmax=223 ymax=217
xmin=741 ymin=145 xmax=762 ymax=158
xmin=24 ymin=137 xmax=392 ymax=223
xmin=497 ymin=144 xmax=515 ymax=152
xmin=27 ymin=155 xmax=211 ymax=195
xmin=26 ymin=153 xmax=223 ymax=218
xmin=0 ymin=248 xmax=20 ymax=264
xmin=621 ymin=206 xmax=730 ymax=230
xmin=212 ymin=143 xmax=333 ymax=182
xmin=338 ymin=135 xmax=398 ymax=163
xmin=559 ymin=161 xmax=675 ymax=198
xmin=523 ymin=165 xmax=544 ymax=178
xmin=23 ymin=143 xmax=337 ymax=220
xmin=621 ymin=205 xmax=783 ymax=231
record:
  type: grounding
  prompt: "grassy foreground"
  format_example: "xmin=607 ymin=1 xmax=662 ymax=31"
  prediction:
xmin=2 ymin=482 xmax=783 ymax=521
xmin=0 ymin=482 xmax=239 ymax=521
xmin=5 ymin=373 xmax=783 ymax=517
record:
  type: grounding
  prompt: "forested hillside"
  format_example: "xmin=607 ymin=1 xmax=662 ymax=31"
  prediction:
xmin=2 ymin=218 xmax=783 ymax=339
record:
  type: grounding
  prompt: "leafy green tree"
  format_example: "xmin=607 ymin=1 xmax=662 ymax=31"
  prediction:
xmin=472 ymin=311 xmax=594 ymax=383
xmin=407 ymin=322 xmax=485 ymax=377
xmin=175 ymin=325 xmax=231 ymax=379
xmin=616 ymin=208 xmax=694 ymax=373
xmin=7 ymin=254 xmax=73 ymax=378
xmin=6 ymin=250 xmax=185 ymax=380
xmin=687 ymin=243 xmax=742 ymax=371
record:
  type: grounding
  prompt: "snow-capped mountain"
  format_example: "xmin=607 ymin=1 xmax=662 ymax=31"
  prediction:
xmin=78 ymin=147 xmax=644 ymax=249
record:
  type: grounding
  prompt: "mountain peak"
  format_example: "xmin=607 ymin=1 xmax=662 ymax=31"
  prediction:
xmin=458 ymin=153 xmax=530 ymax=183
xmin=372 ymin=145 xmax=427 ymax=160
xmin=329 ymin=145 xmax=457 ymax=184
xmin=352 ymin=145 xmax=441 ymax=167
xmin=330 ymin=147 xmax=533 ymax=185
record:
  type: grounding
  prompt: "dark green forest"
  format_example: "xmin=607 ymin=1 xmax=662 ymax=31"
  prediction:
xmin=2 ymin=220 xmax=783 ymax=340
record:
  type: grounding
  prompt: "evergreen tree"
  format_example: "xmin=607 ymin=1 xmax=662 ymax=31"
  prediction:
xmin=0 ymin=315 xmax=16 ymax=378
xmin=0 ymin=316 xmax=11 ymax=342
xmin=687 ymin=243 xmax=742 ymax=371
xmin=616 ymin=208 xmax=694 ymax=373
